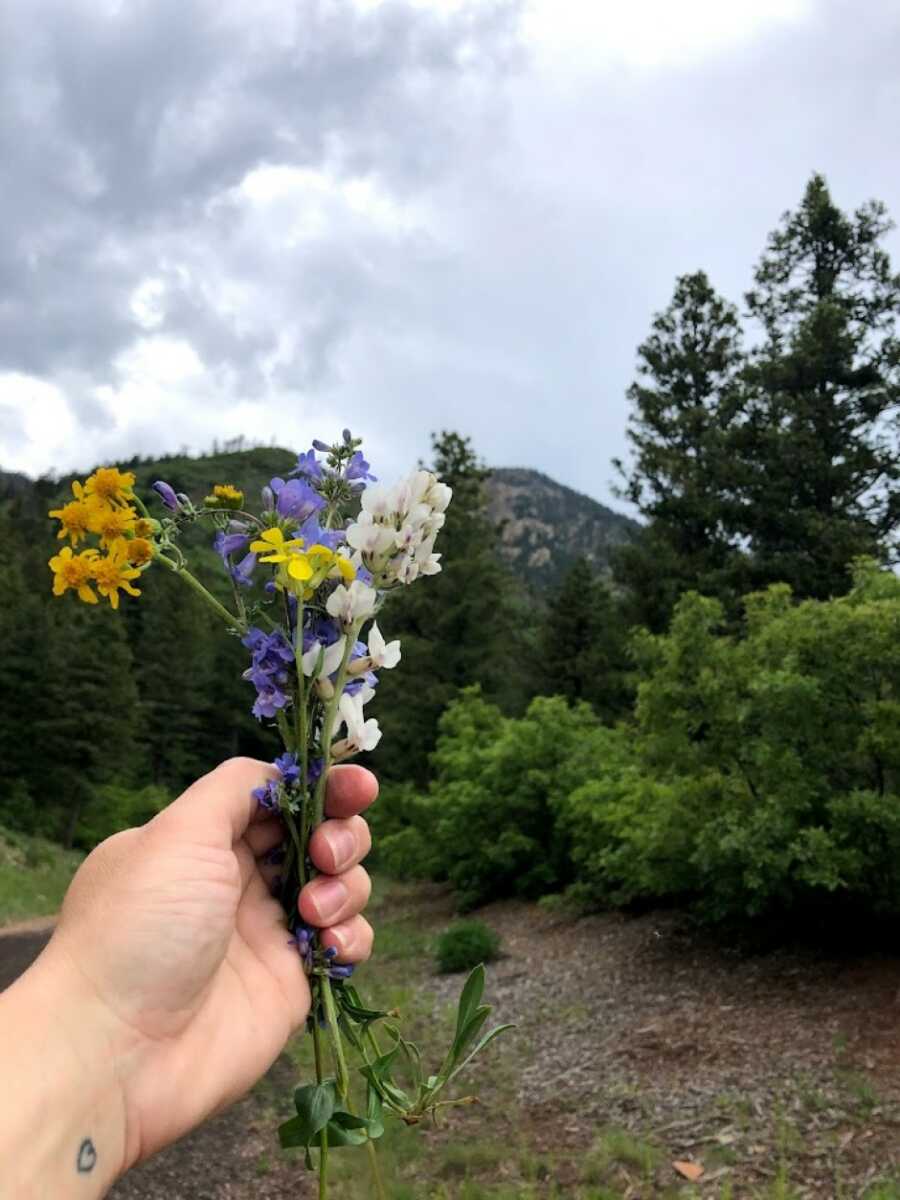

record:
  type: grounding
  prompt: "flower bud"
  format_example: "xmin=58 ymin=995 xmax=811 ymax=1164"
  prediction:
xmin=152 ymin=480 xmax=180 ymax=511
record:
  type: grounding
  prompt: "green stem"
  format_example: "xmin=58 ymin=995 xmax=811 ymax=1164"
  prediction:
xmin=320 ymin=976 xmax=351 ymax=1100
xmin=366 ymin=1140 xmax=388 ymax=1200
xmin=312 ymin=1020 xmax=329 ymax=1199
xmin=311 ymin=617 xmax=365 ymax=828
xmin=157 ymin=553 xmax=245 ymax=633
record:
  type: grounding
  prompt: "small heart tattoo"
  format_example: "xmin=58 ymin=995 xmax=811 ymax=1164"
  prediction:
xmin=77 ymin=1138 xmax=97 ymax=1173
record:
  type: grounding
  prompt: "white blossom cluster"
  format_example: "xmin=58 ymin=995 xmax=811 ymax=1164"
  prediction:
xmin=345 ymin=470 xmax=452 ymax=587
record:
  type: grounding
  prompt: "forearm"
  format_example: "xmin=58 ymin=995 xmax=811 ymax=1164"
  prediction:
xmin=0 ymin=942 xmax=130 ymax=1200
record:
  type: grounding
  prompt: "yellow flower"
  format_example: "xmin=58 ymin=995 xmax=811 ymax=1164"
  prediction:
xmin=134 ymin=518 xmax=156 ymax=539
xmin=48 ymin=546 xmax=99 ymax=604
xmin=124 ymin=537 xmax=154 ymax=566
xmin=88 ymin=501 xmax=138 ymax=548
xmin=48 ymin=481 xmax=94 ymax=546
xmin=205 ymin=483 xmax=244 ymax=509
xmin=249 ymin=527 xmax=304 ymax=563
xmin=285 ymin=545 xmax=356 ymax=597
xmin=84 ymin=467 xmax=136 ymax=506
xmin=91 ymin=545 xmax=142 ymax=610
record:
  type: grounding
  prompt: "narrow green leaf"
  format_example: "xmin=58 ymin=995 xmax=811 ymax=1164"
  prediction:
xmin=454 ymin=964 xmax=485 ymax=1042
xmin=447 ymin=1023 xmax=516 ymax=1085
xmin=367 ymin=1086 xmax=385 ymax=1140
xmin=451 ymin=1004 xmax=491 ymax=1066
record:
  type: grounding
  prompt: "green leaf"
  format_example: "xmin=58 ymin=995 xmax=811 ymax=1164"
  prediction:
xmin=324 ymin=1111 xmax=371 ymax=1148
xmin=447 ymin=1023 xmax=516 ymax=1085
xmin=454 ymin=964 xmax=485 ymax=1042
xmin=451 ymin=1004 xmax=491 ymax=1066
xmin=367 ymin=1086 xmax=385 ymax=1140
xmin=278 ymin=1081 xmax=336 ymax=1149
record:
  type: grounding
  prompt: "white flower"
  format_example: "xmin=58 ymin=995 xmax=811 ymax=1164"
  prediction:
xmin=338 ymin=690 xmax=382 ymax=753
xmin=301 ymin=636 xmax=346 ymax=679
xmin=326 ymin=580 xmax=378 ymax=625
xmin=346 ymin=514 xmax=396 ymax=556
xmin=367 ymin=622 xmax=401 ymax=669
xmin=425 ymin=481 xmax=452 ymax=512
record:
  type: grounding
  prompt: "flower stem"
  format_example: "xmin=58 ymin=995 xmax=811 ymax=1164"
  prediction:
xmin=157 ymin=553 xmax=245 ymax=633
xmin=311 ymin=617 xmax=365 ymax=827
xmin=320 ymin=976 xmax=351 ymax=1100
xmin=366 ymin=1140 xmax=388 ymax=1200
xmin=312 ymin=1017 xmax=329 ymax=1199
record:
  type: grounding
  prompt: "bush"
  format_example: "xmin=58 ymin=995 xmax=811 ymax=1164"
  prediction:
xmin=436 ymin=920 xmax=500 ymax=974
xmin=365 ymin=781 xmax=441 ymax=879
xmin=562 ymin=560 xmax=900 ymax=923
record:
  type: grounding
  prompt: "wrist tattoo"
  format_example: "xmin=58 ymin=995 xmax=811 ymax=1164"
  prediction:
xmin=76 ymin=1138 xmax=97 ymax=1174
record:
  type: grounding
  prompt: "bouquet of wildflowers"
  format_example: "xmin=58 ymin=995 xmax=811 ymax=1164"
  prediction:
xmin=48 ymin=431 xmax=511 ymax=1198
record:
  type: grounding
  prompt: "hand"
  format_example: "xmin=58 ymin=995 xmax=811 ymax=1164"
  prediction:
xmin=0 ymin=757 xmax=376 ymax=1194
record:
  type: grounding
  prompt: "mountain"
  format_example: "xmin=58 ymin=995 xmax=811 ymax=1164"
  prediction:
xmin=485 ymin=467 xmax=638 ymax=586
xmin=3 ymin=449 xmax=637 ymax=589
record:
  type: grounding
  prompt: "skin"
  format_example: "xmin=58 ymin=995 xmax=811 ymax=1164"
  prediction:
xmin=0 ymin=757 xmax=377 ymax=1199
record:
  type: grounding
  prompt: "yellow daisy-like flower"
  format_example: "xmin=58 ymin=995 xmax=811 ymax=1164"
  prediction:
xmin=124 ymin=537 xmax=154 ymax=566
xmin=249 ymin=527 xmax=304 ymax=563
xmin=88 ymin=501 xmax=138 ymax=549
xmin=84 ymin=467 xmax=136 ymax=506
xmin=48 ymin=546 xmax=99 ymax=604
xmin=91 ymin=546 xmax=142 ymax=610
xmin=284 ymin=544 xmax=357 ymax=597
xmin=134 ymin=518 xmax=156 ymax=539
xmin=205 ymin=483 xmax=244 ymax=509
xmin=48 ymin=481 xmax=94 ymax=546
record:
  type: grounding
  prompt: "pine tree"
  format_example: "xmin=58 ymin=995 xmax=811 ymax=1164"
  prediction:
xmin=613 ymin=271 xmax=750 ymax=629
xmin=537 ymin=557 xmax=632 ymax=720
xmin=737 ymin=174 xmax=900 ymax=598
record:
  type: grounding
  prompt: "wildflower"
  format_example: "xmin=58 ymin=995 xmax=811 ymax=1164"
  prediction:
xmin=49 ymin=546 xmax=98 ymax=604
xmin=88 ymin=501 xmax=138 ymax=549
xmin=301 ymin=636 xmax=347 ymax=680
xmin=230 ymin=551 xmax=258 ymax=588
xmin=335 ymin=686 xmax=382 ymax=753
xmin=48 ymin=481 xmax=94 ymax=546
xmin=344 ymin=451 xmax=376 ymax=486
xmin=252 ymin=779 xmax=281 ymax=812
xmin=125 ymin=537 xmax=154 ymax=566
xmin=250 ymin=528 xmax=304 ymax=563
xmin=290 ymin=449 xmax=323 ymax=481
xmin=84 ymin=467 xmax=136 ymax=506
xmin=345 ymin=469 xmax=450 ymax=585
xmin=134 ymin=518 xmax=156 ymax=539
xmin=326 ymin=580 xmax=378 ymax=626
xmin=92 ymin=545 xmax=142 ymax=609
xmin=273 ymin=752 xmax=301 ymax=786
xmin=214 ymin=530 xmax=250 ymax=561
xmin=205 ymin=483 xmax=244 ymax=509
xmin=241 ymin=627 xmax=294 ymax=720
xmin=348 ymin=622 xmax=400 ymax=675
xmin=270 ymin=477 xmax=325 ymax=523
xmin=152 ymin=480 xmax=180 ymax=511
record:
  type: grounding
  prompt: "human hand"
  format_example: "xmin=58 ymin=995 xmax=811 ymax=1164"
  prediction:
xmin=0 ymin=757 xmax=376 ymax=1194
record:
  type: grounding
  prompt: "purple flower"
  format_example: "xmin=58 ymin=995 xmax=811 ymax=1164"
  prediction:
xmin=329 ymin=964 xmax=355 ymax=980
xmin=290 ymin=449 xmax=324 ymax=481
xmin=242 ymin=627 xmax=294 ymax=720
xmin=342 ymin=428 xmax=353 ymax=444
xmin=270 ymin=477 xmax=325 ymax=523
xmin=252 ymin=779 xmax=280 ymax=812
xmin=261 ymin=485 xmax=275 ymax=511
xmin=312 ymin=439 xmax=331 ymax=453
xmin=214 ymin=531 xmax=250 ymax=560
xmin=274 ymin=752 xmax=301 ymax=786
xmin=296 ymin=514 xmax=343 ymax=551
xmin=344 ymin=451 xmax=376 ymax=486
xmin=152 ymin=480 xmax=180 ymax=511
xmin=230 ymin=551 xmax=258 ymax=588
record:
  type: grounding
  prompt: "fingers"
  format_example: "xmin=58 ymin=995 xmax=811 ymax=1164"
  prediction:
xmin=320 ymin=915 xmax=374 ymax=963
xmin=308 ymin=815 xmax=371 ymax=875
xmin=298 ymin=865 xmax=371 ymax=928
xmin=160 ymin=757 xmax=278 ymax=848
xmin=325 ymin=765 xmax=378 ymax=819
xmin=245 ymin=815 xmax=286 ymax=859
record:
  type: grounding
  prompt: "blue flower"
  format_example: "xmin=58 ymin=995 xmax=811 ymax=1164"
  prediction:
xmin=290 ymin=449 xmax=324 ymax=481
xmin=152 ymin=480 xmax=180 ymax=511
xmin=241 ymin=627 xmax=294 ymax=720
xmin=252 ymin=779 xmax=280 ymax=812
xmin=274 ymin=752 xmax=301 ymax=786
xmin=344 ymin=451 xmax=376 ymax=486
xmin=270 ymin=477 xmax=325 ymax=523
xmin=230 ymin=551 xmax=258 ymax=588
xmin=214 ymin=531 xmax=250 ymax=560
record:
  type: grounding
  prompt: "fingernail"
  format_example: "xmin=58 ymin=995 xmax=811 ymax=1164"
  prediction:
xmin=312 ymin=878 xmax=347 ymax=922
xmin=328 ymin=828 xmax=356 ymax=871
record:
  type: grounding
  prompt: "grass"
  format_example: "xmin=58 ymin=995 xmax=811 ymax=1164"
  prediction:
xmin=0 ymin=825 xmax=83 ymax=925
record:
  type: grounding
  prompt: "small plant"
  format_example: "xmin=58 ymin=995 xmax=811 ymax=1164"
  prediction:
xmin=436 ymin=921 xmax=501 ymax=974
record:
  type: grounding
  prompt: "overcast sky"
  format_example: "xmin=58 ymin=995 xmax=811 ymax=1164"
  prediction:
xmin=2 ymin=0 xmax=899 ymax=508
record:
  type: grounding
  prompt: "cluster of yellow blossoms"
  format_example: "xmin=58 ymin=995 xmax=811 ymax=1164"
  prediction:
xmin=250 ymin=527 xmax=355 ymax=599
xmin=48 ymin=467 xmax=150 ymax=609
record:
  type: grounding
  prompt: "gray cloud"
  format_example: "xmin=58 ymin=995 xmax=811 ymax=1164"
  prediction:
xmin=3 ymin=0 xmax=900 ymax=506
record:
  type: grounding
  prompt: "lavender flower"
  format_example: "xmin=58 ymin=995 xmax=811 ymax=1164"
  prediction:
xmin=344 ymin=451 xmax=376 ymax=486
xmin=290 ymin=449 xmax=324 ymax=481
xmin=214 ymin=531 xmax=250 ymax=560
xmin=152 ymin=480 xmax=180 ymax=511
xmin=274 ymin=751 xmax=301 ymax=786
xmin=230 ymin=551 xmax=258 ymax=588
xmin=242 ymin=627 xmax=294 ymax=720
xmin=271 ymin=477 xmax=326 ymax=523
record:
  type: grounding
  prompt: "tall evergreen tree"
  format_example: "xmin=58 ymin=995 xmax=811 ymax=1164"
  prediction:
xmin=737 ymin=173 xmax=900 ymax=598
xmin=613 ymin=270 xmax=750 ymax=629
xmin=537 ymin=556 xmax=632 ymax=721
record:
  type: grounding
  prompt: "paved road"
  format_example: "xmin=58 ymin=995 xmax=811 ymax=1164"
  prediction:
xmin=0 ymin=928 xmax=52 ymax=991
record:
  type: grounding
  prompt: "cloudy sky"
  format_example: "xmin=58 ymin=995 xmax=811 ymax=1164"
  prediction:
xmin=2 ymin=0 xmax=899 ymax=508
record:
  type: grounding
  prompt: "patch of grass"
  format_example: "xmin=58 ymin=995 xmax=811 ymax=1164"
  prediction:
xmin=864 ymin=1181 xmax=900 ymax=1200
xmin=836 ymin=1068 xmax=881 ymax=1118
xmin=0 ymin=825 xmax=83 ymax=925
xmin=438 ymin=1139 xmax=510 ymax=1179
xmin=583 ymin=1126 xmax=662 ymax=1185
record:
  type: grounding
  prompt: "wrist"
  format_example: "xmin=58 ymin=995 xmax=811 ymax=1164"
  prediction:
xmin=0 ymin=936 xmax=135 ymax=1197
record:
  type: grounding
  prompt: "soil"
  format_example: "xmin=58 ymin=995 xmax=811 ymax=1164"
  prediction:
xmin=3 ymin=893 xmax=900 ymax=1198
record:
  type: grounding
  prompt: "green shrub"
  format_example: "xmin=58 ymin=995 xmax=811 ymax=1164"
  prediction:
xmin=365 ymin=781 xmax=441 ymax=879
xmin=436 ymin=920 xmax=500 ymax=974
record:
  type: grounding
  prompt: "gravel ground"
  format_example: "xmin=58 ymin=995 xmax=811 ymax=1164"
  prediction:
xmin=4 ymin=892 xmax=900 ymax=1197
